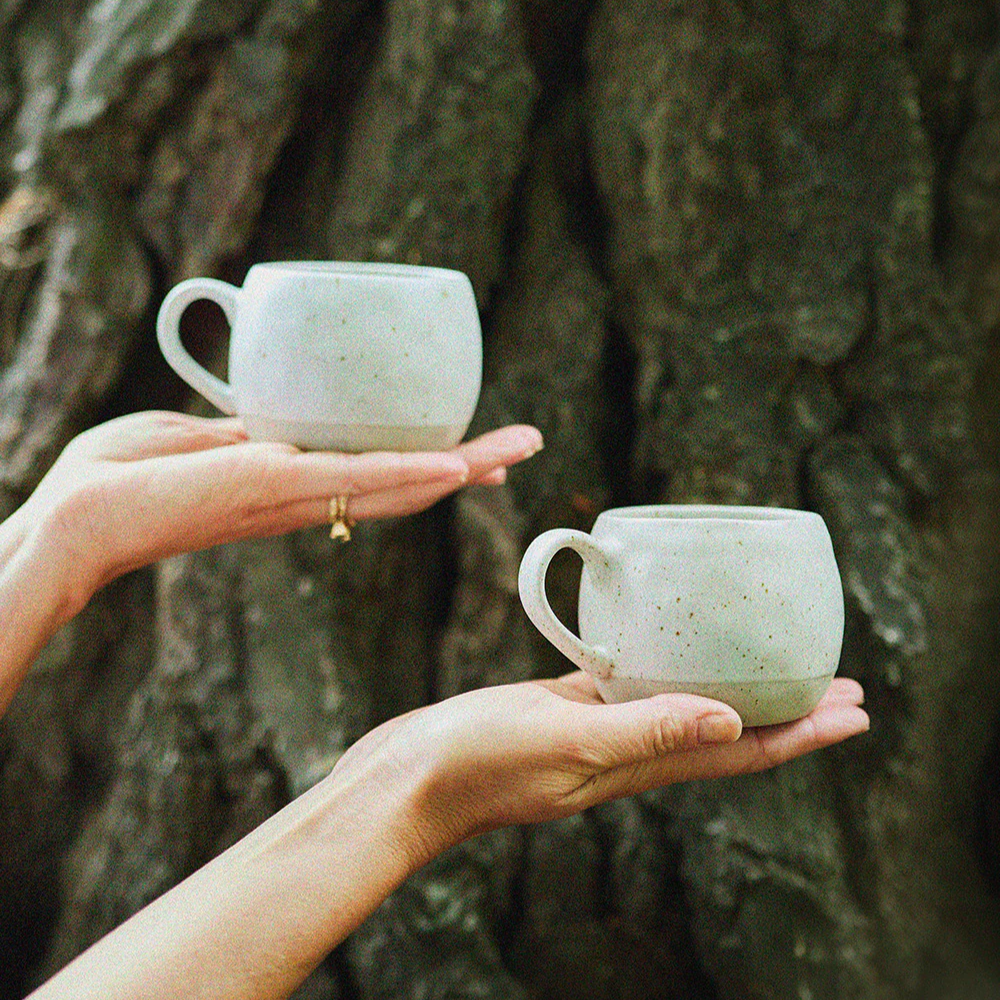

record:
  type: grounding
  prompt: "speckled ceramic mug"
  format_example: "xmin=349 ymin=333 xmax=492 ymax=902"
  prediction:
xmin=157 ymin=261 xmax=482 ymax=452
xmin=518 ymin=505 xmax=845 ymax=726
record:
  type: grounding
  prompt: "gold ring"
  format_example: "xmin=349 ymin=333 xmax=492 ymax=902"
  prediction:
xmin=329 ymin=495 xmax=354 ymax=542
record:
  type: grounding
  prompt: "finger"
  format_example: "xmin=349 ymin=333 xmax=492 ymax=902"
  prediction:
xmin=558 ymin=693 xmax=744 ymax=782
xmin=473 ymin=466 xmax=507 ymax=486
xmin=220 ymin=474 xmax=473 ymax=540
xmin=279 ymin=447 xmax=473 ymax=497
xmin=70 ymin=412 xmax=248 ymax=460
xmin=103 ymin=444 xmax=470 ymax=563
xmin=556 ymin=679 xmax=868 ymax=809
xmin=539 ymin=674 xmax=864 ymax=712
xmin=261 ymin=461 xmax=515 ymax=526
xmin=565 ymin=700 xmax=869 ymax=811
xmin=632 ymin=701 xmax=869 ymax=788
xmin=453 ymin=426 xmax=543 ymax=480
xmin=163 ymin=441 xmax=471 ymax=510
xmin=745 ymin=697 xmax=870 ymax=759
xmin=336 ymin=476 xmax=472 ymax=521
xmin=814 ymin=677 xmax=864 ymax=708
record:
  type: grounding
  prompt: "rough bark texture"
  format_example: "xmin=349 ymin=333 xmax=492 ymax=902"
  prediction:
xmin=2 ymin=1 xmax=1000 ymax=998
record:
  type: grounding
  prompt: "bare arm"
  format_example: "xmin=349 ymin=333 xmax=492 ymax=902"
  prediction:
xmin=3 ymin=410 xmax=868 ymax=1000
xmin=30 ymin=672 xmax=866 ymax=1000
xmin=0 ymin=411 xmax=540 ymax=715
xmin=30 ymin=739 xmax=431 ymax=999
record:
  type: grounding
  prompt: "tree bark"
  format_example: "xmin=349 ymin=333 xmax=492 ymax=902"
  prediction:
xmin=1 ymin=1 xmax=999 ymax=998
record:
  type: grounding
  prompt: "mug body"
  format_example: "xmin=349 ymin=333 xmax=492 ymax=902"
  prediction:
xmin=229 ymin=262 xmax=482 ymax=451
xmin=579 ymin=505 xmax=844 ymax=725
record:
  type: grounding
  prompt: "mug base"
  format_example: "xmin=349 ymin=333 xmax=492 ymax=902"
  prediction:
xmin=243 ymin=414 xmax=468 ymax=452
xmin=594 ymin=674 xmax=836 ymax=728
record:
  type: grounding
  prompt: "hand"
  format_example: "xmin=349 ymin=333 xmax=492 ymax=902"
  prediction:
xmin=26 ymin=674 xmax=866 ymax=1000
xmin=4 ymin=410 xmax=543 ymax=615
xmin=334 ymin=673 xmax=869 ymax=854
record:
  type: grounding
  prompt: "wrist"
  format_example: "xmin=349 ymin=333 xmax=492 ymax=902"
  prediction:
xmin=18 ymin=474 xmax=117 ymax=624
xmin=322 ymin=726 xmax=454 ymax=875
xmin=331 ymin=708 xmax=491 ymax=866
xmin=35 ymin=731 xmax=451 ymax=1000
xmin=0 ymin=518 xmax=88 ymax=715
xmin=17 ymin=517 xmax=96 ymax=628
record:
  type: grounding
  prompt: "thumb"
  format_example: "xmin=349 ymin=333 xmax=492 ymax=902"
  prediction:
xmin=573 ymin=693 xmax=743 ymax=769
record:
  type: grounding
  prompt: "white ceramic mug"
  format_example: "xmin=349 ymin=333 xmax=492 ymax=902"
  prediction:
xmin=156 ymin=261 xmax=483 ymax=452
xmin=518 ymin=505 xmax=844 ymax=726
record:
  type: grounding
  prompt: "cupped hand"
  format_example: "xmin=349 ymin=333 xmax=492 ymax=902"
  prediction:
xmin=336 ymin=674 xmax=868 ymax=855
xmin=8 ymin=411 xmax=543 ymax=609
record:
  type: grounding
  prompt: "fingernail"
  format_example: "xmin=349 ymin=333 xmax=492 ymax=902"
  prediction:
xmin=521 ymin=432 xmax=544 ymax=459
xmin=697 ymin=713 xmax=742 ymax=745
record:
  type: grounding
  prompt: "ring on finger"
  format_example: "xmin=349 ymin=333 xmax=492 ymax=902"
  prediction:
xmin=329 ymin=494 xmax=355 ymax=542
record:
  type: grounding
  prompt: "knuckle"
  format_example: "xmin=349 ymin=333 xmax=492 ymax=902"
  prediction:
xmin=650 ymin=714 xmax=691 ymax=757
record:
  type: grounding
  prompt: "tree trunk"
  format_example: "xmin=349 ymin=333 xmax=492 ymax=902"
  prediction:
xmin=1 ymin=1 xmax=999 ymax=998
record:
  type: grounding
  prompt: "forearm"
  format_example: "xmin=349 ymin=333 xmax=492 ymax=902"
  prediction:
xmin=29 ymin=739 xmax=440 ymax=1000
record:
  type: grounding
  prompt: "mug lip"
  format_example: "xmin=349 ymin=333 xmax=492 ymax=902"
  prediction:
xmin=597 ymin=504 xmax=821 ymax=523
xmin=248 ymin=260 xmax=470 ymax=281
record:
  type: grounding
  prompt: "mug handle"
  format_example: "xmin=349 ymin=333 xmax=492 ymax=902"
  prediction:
xmin=518 ymin=528 xmax=617 ymax=680
xmin=156 ymin=277 xmax=240 ymax=414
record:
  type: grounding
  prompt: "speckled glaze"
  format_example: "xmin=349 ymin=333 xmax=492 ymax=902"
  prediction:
xmin=518 ymin=505 xmax=844 ymax=726
xmin=157 ymin=262 xmax=482 ymax=452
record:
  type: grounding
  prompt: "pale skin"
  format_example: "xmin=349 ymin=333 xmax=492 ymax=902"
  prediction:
xmin=0 ymin=411 xmax=869 ymax=1000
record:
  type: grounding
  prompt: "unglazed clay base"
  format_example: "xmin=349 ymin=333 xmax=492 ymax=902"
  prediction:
xmin=592 ymin=673 xmax=836 ymax=727
xmin=242 ymin=414 xmax=467 ymax=452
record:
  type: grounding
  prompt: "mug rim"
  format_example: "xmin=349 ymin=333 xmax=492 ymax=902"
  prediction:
xmin=598 ymin=504 xmax=820 ymax=523
xmin=248 ymin=260 xmax=470 ymax=281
